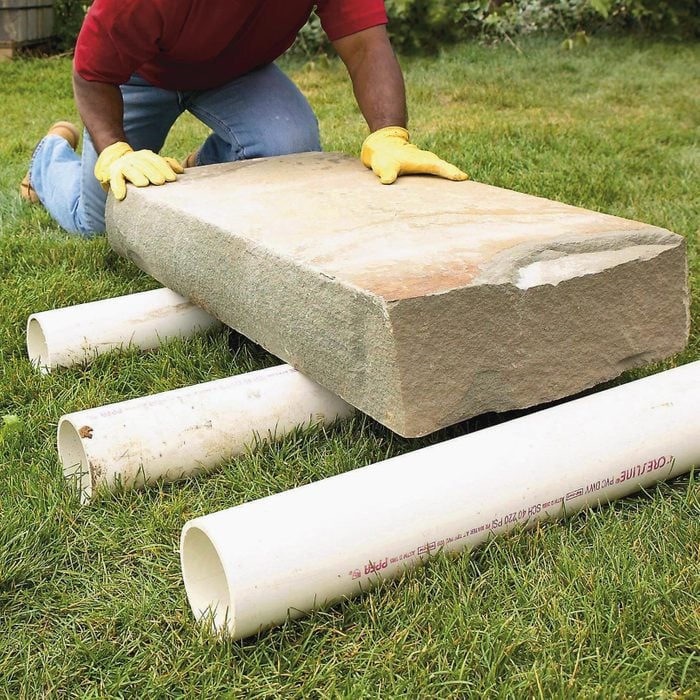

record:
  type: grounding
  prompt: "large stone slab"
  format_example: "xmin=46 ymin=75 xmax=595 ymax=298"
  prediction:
xmin=106 ymin=153 xmax=689 ymax=437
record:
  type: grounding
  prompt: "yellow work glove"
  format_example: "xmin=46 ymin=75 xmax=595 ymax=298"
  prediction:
xmin=94 ymin=141 xmax=184 ymax=201
xmin=361 ymin=126 xmax=468 ymax=185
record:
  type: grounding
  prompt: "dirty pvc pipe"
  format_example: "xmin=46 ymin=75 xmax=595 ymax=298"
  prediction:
xmin=59 ymin=364 xmax=354 ymax=503
xmin=181 ymin=361 xmax=700 ymax=641
xmin=27 ymin=287 xmax=220 ymax=372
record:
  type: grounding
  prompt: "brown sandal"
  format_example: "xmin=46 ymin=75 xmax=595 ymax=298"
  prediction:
xmin=19 ymin=173 xmax=40 ymax=204
xmin=181 ymin=150 xmax=200 ymax=169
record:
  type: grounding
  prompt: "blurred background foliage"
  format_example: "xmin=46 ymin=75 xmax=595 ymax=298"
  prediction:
xmin=52 ymin=0 xmax=699 ymax=56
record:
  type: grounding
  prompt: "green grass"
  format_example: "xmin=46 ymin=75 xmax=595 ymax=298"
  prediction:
xmin=0 ymin=37 xmax=698 ymax=698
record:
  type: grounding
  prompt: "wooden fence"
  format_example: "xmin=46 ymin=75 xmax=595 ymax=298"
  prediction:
xmin=0 ymin=0 xmax=54 ymax=58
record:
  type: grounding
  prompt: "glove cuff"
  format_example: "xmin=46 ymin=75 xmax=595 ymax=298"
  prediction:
xmin=365 ymin=126 xmax=409 ymax=142
xmin=94 ymin=141 xmax=133 ymax=182
xmin=361 ymin=126 xmax=410 ymax=167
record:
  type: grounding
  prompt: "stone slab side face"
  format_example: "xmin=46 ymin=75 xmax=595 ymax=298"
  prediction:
xmin=106 ymin=153 xmax=689 ymax=437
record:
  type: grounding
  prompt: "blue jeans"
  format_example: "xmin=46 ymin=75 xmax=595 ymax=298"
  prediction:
xmin=28 ymin=64 xmax=321 ymax=237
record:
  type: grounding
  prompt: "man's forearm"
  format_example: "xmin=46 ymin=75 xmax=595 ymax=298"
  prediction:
xmin=334 ymin=25 xmax=468 ymax=185
xmin=72 ymin=70 xmax=127 ymax=153
xmin=333 ymin=26 xmax=407 ymax=132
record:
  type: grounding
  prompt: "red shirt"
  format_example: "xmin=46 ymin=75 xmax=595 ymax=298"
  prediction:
xmin=74 ymin=0 xmax=387 ymax=90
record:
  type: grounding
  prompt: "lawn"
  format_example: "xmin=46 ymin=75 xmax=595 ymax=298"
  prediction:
xmin=0 ymin=37 xmax=698 ymax=697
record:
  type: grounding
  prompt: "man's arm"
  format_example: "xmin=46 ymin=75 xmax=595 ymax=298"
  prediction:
xmin=332 ymin=25 xmax=467 ymax=185
xmin=332 ymin=25 xmax=406 ymax=132
xmin=72 ymin=69 xmax=182 ymax=200
xmin=72 ymin=70 xmax=127 ymax=153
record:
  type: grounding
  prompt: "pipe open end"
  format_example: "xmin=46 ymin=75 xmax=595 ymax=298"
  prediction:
xmin=26 ymin=317 xmax=51 ymax=374
xmin=57 ymin=418 xmax=93 ymax=504
xmin=181 ymin=524 xmax=234 ymax=634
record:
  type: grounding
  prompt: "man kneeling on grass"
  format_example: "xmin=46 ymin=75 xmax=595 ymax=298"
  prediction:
xmin=20 ymin=0 xmax=467 ymax=237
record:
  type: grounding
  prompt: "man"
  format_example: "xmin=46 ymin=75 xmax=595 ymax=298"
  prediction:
xmin=21 ymin=0 xmax=467 ymax=237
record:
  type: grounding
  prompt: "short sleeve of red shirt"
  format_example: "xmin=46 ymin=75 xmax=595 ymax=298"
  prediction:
xmin=74 ymin=0 xmax=168 ymax=85
xmin=316 ymin=0 xmax=387 ymax=41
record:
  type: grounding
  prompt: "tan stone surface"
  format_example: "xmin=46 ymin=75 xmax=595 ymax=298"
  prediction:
xmin=107 ymin=152 xmax=689 ymax=436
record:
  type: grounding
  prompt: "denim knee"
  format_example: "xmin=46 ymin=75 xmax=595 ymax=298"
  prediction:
xmin=253 ymin=119 xmax=321 ymax=159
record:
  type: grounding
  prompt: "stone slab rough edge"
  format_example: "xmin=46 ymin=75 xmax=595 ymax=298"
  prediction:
xmin=106 ymin=159 xmax=690 ymax=437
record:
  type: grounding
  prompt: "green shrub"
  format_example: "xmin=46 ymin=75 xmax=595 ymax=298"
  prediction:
xmin=495 ymin=0 xmax=700 ymax=37
xmin=290 ymin=0 xmax=699 ymax=56
xmin=588 ymin=0 xmax=700 ymax=36
xmin=52 ymin=0 xmax=89 ymax=51
xmin=383 ymin=0 xmax=472 ymax=51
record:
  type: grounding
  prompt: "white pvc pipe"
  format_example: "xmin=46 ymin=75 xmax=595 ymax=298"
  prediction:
xmin=59 ymin=364 xmax=354 ymax=503
xmin=181 ymin=361 xmax=700 ymax=640
xmin=27 ymin=287 xmax=220 ymax=372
